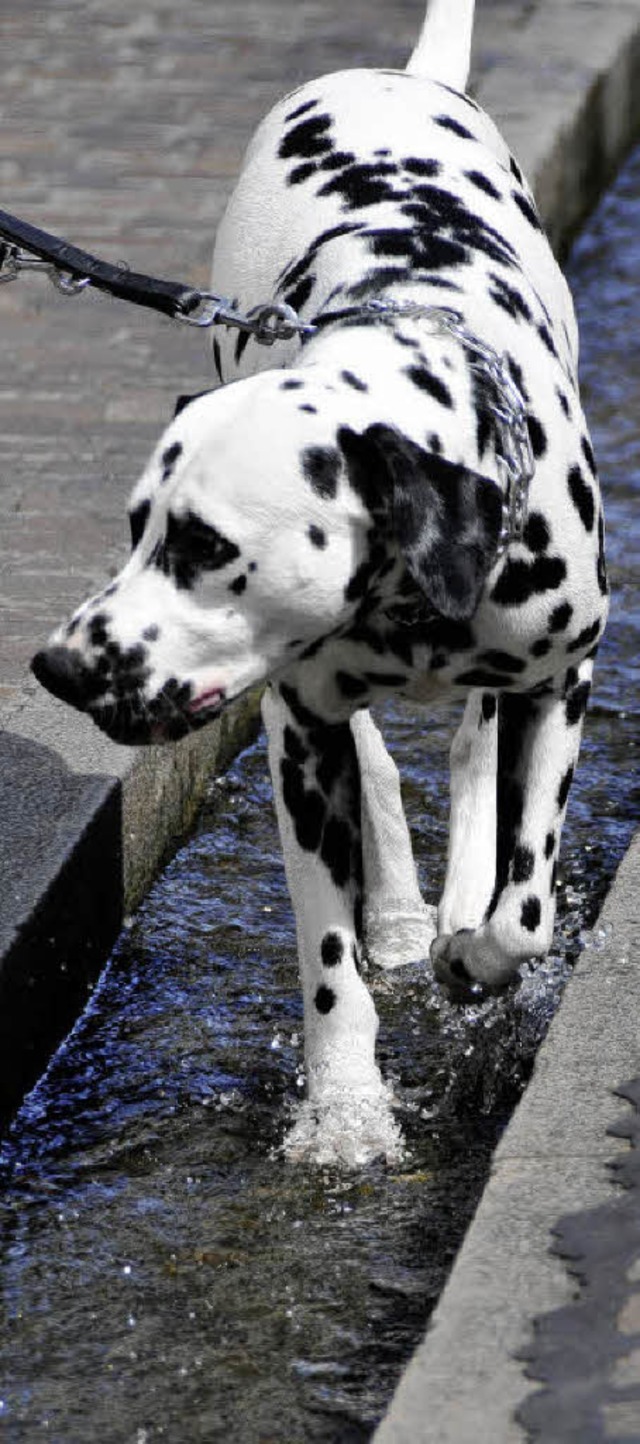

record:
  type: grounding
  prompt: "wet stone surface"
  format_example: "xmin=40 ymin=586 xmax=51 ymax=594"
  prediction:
xmin=2 ymin=129 xmax=640 ymax=1444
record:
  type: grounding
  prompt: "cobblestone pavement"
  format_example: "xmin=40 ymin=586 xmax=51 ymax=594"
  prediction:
xmin=0 ymin=0 xmax=535 ymax=712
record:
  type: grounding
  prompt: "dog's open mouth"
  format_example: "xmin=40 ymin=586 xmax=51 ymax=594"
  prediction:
xmin=90 ymin=683 xmax=228 ymax=746
xmin=188 ymin=684 xmax=227 ymax=717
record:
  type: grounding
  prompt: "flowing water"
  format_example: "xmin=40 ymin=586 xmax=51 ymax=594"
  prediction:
xmin=2 ymin=151 xmax=640 ymax=1442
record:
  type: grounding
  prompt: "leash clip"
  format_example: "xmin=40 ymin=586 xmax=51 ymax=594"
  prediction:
xmin=0 ymin=240 xmax=90 ymax=296
xmin=177 ymin=292 xmax=316 ymax=344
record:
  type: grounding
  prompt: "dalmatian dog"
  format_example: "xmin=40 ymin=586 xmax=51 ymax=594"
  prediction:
xmin=32 ymin=0 xmax=607 ymax=1164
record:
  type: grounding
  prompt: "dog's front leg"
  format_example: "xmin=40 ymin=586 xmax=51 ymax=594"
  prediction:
xmin=432 ymin=660 xmax=594 ymax=997
xmin=263 ymin=685 xmax=403 ymax=1165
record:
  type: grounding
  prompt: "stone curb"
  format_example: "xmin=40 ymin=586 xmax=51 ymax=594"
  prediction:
xmin=375 ymin=3 xmax=640 ymax=1438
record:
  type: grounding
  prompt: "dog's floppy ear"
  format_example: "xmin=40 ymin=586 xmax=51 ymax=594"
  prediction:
xmin=339 ymin=423 xmax=503 ymax=620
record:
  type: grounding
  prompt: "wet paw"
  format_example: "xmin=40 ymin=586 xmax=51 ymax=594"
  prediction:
xmin=430 ymin=928 xmax=517 ymax=1001
xmin=281 ymin=1091 xmax=405 ymax=1169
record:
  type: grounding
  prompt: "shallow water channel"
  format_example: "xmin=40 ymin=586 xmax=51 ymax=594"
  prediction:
xmin=2 ymin=150 xmax=640 ymax=1441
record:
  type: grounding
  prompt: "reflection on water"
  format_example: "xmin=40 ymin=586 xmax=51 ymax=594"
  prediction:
xmin=2 ymin=151 xmax=640 ymax=1442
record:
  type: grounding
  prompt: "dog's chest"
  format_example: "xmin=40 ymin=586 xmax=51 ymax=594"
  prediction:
xmin=280 ymin=545 xmax=580 ymax=724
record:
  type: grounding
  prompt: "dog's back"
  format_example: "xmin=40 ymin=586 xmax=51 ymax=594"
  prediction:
xmin=211 ymin=0 xmax=480 ymax=366
xmin=211 ymin=1 xmax=576 ymax=390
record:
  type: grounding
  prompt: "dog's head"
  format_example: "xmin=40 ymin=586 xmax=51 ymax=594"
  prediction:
xmin=31 ymin=373 xmax=502 ymax=744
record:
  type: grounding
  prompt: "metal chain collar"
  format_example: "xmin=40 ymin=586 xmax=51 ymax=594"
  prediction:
xmin=0 ymin=239 xmax=533 ymax=550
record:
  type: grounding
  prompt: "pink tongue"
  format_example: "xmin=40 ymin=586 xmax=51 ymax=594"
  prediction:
xmin=190 ymin=686 xmax=224 ymax=714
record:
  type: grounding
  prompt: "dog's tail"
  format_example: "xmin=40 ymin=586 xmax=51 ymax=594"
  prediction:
xmin=406 ymin=0 xmax=475 ymax=91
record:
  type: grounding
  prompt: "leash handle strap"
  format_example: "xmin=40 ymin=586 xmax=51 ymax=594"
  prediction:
xmin=0 ymin=207 xmax=200 ymax=319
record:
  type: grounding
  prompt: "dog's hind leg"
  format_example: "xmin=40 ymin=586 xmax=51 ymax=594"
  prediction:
xmin=432 ymin=661 xmax=593 ymax=995
xmin=351 ymin=709 xmax=437 ymax=968
xmin=262 ymin=685 xmax=403 ymax=1164
xmin=438 ymin=690 xmax=498 ymax=936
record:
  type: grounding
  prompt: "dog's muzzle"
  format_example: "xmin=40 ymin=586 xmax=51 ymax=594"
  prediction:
xmin=30 ymin=644 xmax=215 ymax=745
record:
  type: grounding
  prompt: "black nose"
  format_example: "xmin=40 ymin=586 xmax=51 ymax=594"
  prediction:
xmin=31 ymin=646 xmax=99 ymax=710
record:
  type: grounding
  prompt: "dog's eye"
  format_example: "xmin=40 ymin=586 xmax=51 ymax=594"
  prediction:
xmin=156 ymin=510 xmax=241 ymax=589
xmin=129 ymin=500 xmax=150 ymax=550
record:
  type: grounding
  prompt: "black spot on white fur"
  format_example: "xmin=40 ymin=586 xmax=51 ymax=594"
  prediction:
xmin=521 ymin=896 xmax=541 ymax=931
xmin=435 ymin=115 xmax=474 ymax=140
xmin=321 ymin=932 xmax=344 ymax=967
xmin=491 ymin=556 xmax=566 ymax=607
xmin=285 ymin=97 xmax=319 ymax=123
xmin=302 ymin=446 xmax=341 ymax=500
xmin=341 ymin=369 xmax=368 ymax=392
xmin=279 ymin=113 xmax=333 ymax=165
xmin=567 ymin=464 xmax=595 ymax=532
xmin=154 ymin=511 xmax=240 ymax=590
xmin=129 ymin=500 xmax=150 ymax=550
xmin=161 ymin=441 xmax=182 ymax=482
xmin=315 ymin=984 xmax=336 ymax=1014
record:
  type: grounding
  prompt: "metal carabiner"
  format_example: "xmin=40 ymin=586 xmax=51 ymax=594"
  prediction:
xmin=247 ymin=301 xmax=316 ymax=345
